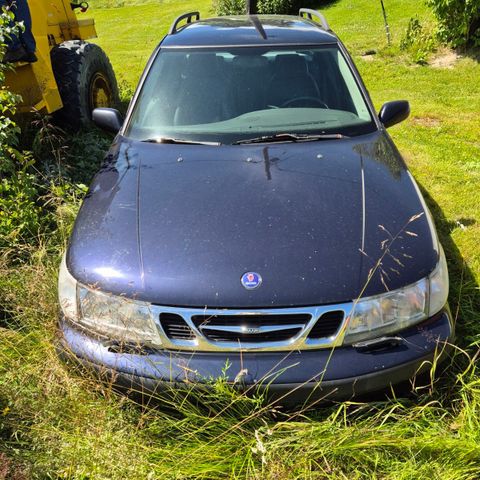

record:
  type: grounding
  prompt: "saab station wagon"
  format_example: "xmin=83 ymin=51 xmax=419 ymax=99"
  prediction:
xmin=58 ymin=9 xmax=453 ymax=404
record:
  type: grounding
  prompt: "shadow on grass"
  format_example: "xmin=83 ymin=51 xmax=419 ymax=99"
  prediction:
xmin=17 ymin=114 xmax=115 ymax=186
xmin=457 ymin=45 xmax=480 ymax=63
xmin=312 ymin=0 xmax=340 ymax=8
xmin=418 ymin=181 xmax=479 ymax=349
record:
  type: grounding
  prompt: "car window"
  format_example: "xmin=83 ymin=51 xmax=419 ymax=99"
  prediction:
xmin=125 ymin=46 xmax=376 ymax=144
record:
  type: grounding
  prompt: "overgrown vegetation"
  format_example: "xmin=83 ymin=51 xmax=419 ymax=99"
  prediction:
xmin=427 ymin=0 xmax=480 ymax=47
xmin=400 ymin=17 xmax=436 ymax=64
xmin=213 ymin=0 xmax=246 ymax=15
xmin=256 ymin=0 xmax=293 ymax=14
xmin=213 ymin=0 xmax=304 ymax=15
xmin=0 ymin=6 xmax=109 ymax=253
xmin=1 ymin=0 xmax=480 ymax=478
xmin=0 ymin=10 xmax=41 ymax=252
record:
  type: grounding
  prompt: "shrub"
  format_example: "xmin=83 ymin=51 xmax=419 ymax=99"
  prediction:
xmin=426 ymin=0 xmax=480 ymax=47
xmin=0 ymin=169 xmax=42 ymax=250
xmin=0 ymin=10 xmax=22 ymax=173
xmin=400 ymin=17 xmax=436 ymax=64
xmin=213 ymin=0 xmax=304 ymax=15
xmin=0 ymin=9 xmax=86 ymax=252
xmin=213 ymin=0 xmax=246 ymax=15
xmin=257 ymin=0 xmax=293 ymax=14
xmin=0 ymin=9 xmax=42 ymax=250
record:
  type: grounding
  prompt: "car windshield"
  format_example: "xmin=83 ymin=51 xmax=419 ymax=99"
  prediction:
xmin=125 ymin=45 xmax=376 ymax=144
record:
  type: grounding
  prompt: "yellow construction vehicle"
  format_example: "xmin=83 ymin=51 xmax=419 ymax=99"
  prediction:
xmin=5 ymin=0 xmax=118 ymax=130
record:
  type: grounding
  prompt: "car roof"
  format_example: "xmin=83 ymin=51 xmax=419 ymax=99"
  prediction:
xmin=161 ymin=15 xmax=338 ymax=48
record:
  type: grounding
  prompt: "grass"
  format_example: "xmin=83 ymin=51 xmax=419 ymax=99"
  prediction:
xmin=1 ymin=0 xmax=480 ymax=478
xmin=84 ymin=0 xmax=215 ymax=88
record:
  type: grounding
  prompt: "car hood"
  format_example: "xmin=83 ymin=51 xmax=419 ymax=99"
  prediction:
xmin=68 ymin=132 xmax=438 ymax=307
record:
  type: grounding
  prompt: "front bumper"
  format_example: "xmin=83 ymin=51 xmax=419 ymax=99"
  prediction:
xmin=58 ymin=310 xmax=454 ymax=405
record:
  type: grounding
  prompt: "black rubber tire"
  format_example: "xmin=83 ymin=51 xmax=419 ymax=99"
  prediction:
xmin=51 ymin=40 xmax=119 ymax=131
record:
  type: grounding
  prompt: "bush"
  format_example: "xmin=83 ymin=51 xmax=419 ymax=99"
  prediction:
xmin=0 ymin=168 xmax=42 ymax=250
xmin=214 ymin=0 xmax=304 ymax=15
xmin=0 ymin=10 xmax=41 ymax=250
xmin=426 ymin=0 xmax=480 ymax=47
xmin=257 ymin=0 xmax=293 ymax=14
xmin=0 ymin=9 xmax=88 ymax=252
xmin=400 ymin=17 xmax=436 ymax=64
xmin=213 ymin=0 xmax=246 ymax=15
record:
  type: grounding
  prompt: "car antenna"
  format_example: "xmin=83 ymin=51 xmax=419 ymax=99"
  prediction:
xmin=249 ymin=14 xmax=267 ymax=40
xmin=246 ymin=0 xmax=257 ymax=15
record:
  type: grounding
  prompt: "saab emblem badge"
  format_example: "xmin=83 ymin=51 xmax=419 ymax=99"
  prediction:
xmin=241 ymin=272 xmax=262 ymax=290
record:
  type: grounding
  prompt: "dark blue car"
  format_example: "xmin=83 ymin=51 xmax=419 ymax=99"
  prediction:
xmin=58 ymin=10 xmax=453 ymax=404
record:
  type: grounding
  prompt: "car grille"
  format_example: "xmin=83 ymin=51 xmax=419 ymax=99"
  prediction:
xmin=159 ymin=313 xmax=195 ymax=340
xmin=308 ymin=311 xmax=344 ymax=339
xmin=192 ymin=313 xmax=311 ymax=343
xmin=153 ymin=304 xmax=351 ymax=352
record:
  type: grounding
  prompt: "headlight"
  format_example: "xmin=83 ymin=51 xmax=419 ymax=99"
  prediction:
xmin=429 ymin=246 xmax=449 ymax=317
xmin=58 ymin=253 xmax=162 ymax=348
xmin=58 ymin=253 xmax=78 ymax=319
xmin=344 ymin=245 xmax=449 ymax=345
xmin=77 ymin=286 xmax=162 ymax=348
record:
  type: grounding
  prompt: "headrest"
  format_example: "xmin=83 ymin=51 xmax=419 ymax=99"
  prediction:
xmin=185 ymin=53 xmax=220 ymax=75
xmin=274 ymin=54 xmax=308 ymax=75
xmin=233 ymin=55 xmax=268 ymax=70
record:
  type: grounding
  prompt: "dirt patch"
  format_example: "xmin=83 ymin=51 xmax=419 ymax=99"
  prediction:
xmin=0 ymin=454 xmax=28 ymax=480
xmin=430 ymin=50 xmax=460 ymax=68
xmin=411 ymin=116 xmax=442 ymax=127
xmin=0 ymin=454 xmax=9 ymax=480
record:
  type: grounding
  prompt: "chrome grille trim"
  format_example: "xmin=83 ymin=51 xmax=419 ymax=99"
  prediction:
xmin=199 ymin=324 xmax=306 ymax=334
xmin=152 ymin=303 xmax=353 ymax=352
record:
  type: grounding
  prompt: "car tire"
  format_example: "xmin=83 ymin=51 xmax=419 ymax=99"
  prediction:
xmin=50 ymin=40 xmax=119 ymax=131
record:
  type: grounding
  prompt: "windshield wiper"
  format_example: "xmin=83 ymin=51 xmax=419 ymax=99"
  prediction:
xmin=141 ymin=137 xmax=221 ymax=146
xmin=233 ymin=133 xmax=348 ymax=145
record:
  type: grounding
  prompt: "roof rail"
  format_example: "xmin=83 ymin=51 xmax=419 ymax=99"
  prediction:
xmin=299 ymin=8 xmax=330 ymax=31
xmin=169 ymin=11 xmax=200 ymax=35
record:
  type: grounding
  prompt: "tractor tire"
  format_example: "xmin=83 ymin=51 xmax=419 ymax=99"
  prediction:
xmin=51 ymin=40 xmax=119 ymax=131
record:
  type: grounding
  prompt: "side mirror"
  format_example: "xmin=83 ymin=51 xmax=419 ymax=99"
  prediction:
xmin=92 ymin=108 xmax=123 ymax=134
xmin=378 ymin=101 xmax=410 ymax=128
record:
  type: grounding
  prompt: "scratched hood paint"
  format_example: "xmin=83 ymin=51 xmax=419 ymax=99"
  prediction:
xmin=67 ymin=132 xmax=438 ymax=307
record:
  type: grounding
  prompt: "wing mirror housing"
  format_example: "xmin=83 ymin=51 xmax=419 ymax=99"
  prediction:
xmin=92 ymin=108 xmax=124 ymax=134
xmin=378 ymin=101 xmax=410 ymax=128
